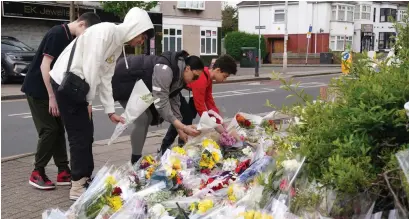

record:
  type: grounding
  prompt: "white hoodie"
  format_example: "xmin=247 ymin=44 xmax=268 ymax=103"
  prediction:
xmin=50 ymin=7 xmax=154 ymax=113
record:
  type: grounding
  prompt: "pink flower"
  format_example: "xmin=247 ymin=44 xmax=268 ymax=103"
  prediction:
xmin=279 ymin=179 xmax=288 ymax=190
xmin=290 ymin=187 xmax=296 ymax=197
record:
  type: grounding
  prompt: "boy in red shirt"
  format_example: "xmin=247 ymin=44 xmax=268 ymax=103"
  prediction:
xmin=160 ymin=55 xmax=237 ymax=153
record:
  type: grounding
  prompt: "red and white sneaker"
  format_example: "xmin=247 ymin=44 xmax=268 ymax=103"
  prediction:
xmin=57 ymin=170 xmax=72 ymax=186
xmin=29 ymin=170 xmax=56 ymax=190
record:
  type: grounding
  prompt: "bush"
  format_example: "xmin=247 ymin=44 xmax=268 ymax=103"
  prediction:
xmin=273 ymin=8 xmax=409 ymax=215
xmin=224 ymin=31 xmax=266 ymax=61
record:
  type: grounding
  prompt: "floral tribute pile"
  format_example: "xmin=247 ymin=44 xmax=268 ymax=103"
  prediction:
xmin=42 ymin=111 xmax=405 ymax=219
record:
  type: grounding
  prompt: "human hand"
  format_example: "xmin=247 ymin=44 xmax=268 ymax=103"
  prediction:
xmin=48 ymin=96 xmax=60 ymax=117
xmin=183 ymin=125 xmax=201 ymax=137
xmin=177 ymin=129 xmax=188 ymax=143
xmin=87 ymin=105 xmax=92 ymax=120
xmin=109 ymin=113 xmax=125 ymax=124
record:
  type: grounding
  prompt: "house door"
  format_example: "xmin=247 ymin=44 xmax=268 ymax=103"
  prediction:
xmin=273 ymin=40 xmax=284 ymax=53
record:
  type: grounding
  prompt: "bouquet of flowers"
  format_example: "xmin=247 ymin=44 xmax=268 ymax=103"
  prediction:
xmin=83 ymin=175 xmax=125 ymax=218
xmin=236 ymin=113 xmax=255 ymax=129
xmin=199 ymin=139 xmax=223 ymax=173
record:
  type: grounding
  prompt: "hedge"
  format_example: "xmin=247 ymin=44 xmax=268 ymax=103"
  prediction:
xmin=224 ymin=31 xmax=267 ymax=61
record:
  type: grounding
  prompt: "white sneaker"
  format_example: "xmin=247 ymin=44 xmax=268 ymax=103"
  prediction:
xmin=69 ymin=177 xmax=89 ymax=201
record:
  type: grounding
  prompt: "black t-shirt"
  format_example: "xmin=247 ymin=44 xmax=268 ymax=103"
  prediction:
xmin=21 ymin=24 xmax=73 ymax=99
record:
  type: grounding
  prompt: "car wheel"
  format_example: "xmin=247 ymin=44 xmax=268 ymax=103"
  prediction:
xmin=1 ymin=64 xmax=9 ymax=84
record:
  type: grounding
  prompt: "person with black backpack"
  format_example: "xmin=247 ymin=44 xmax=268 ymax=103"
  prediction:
xmin=112 ymin=50 xmax=204 ymax=164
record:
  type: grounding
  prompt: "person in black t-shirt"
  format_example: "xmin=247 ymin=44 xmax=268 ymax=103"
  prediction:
xmin=21 ymin=12 xmax=101 ymax=190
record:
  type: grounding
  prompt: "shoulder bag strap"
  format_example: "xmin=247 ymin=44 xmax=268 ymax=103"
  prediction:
xmin=66 ymin=38 xmax=78 ymax=73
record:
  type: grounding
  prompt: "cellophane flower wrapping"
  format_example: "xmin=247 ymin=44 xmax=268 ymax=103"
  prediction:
xmin=42 ymin=208 xmax=67 ymax=219
xmin=109 ymin=194 xmax=147 ymax=219
xmin=396 ymin=149 xmax=409 ymax=182
xmin=108 ymin=80 xmax=155 ymax=145
xmin=65 ymin=163 xmax=138 ymax=219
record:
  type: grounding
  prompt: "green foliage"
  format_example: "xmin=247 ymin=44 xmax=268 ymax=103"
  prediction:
xmin=222 ymin=5 xmax=238 ymax=37
xmin=101 ymin=1 xmax=158 ymax=20
xmin=269 ymin=14 xmax=409 ymax=214
xmin=224 ymin=31 xmax=266 ymax=61
xmin=393 ymin=4 xmax=409 ymax=61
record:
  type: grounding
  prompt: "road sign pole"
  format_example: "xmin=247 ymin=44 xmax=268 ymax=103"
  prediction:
xmin=256 ymin=0 xmax=261 ymax=77
xmin=283 ymin=1 xmax=288 ymax=72
xmin=305 ymin=25 xmax=312 ymax=65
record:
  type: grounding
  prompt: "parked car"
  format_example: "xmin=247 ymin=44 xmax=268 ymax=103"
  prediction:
xmin=1 ymin=36 xmax=36 ymax=84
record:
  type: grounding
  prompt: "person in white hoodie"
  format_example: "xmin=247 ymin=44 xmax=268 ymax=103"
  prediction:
xmin=49 ymin=7 xmax=154 ymax=200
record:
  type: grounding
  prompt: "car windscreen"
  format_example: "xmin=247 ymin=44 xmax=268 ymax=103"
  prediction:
xmin=1 ymin=39 xmax=34 ymax=52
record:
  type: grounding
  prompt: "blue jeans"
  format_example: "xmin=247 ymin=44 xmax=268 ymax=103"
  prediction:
xmin=160 ymin=93 xmax=196 ymax=154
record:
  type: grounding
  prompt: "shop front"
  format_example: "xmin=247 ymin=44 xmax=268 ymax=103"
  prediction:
xmin=1 ymin=1 xmax=163 ymax=55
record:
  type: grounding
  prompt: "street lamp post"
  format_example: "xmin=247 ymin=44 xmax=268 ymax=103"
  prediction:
xmin=256 ymin=0 xmax=261 ymax=77
xmin=283 ymin=1 xmax=288 ymax=72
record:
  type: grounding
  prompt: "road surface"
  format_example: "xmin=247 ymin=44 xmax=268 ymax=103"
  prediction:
xmin=1 ymin=74 xmax=336 ymax=158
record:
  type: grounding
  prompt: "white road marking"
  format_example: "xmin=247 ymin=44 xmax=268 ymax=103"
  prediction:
xmin=7 ymin=83 xmax=324 ymax=119
xmin=8 ymin=112 xmax=31 ymax=116
xmin=291 ymin=82 xmax=327 ymax=88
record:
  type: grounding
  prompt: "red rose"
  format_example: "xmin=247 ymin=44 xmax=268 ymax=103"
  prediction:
xmin=244 ymin=120 xmax=251 ymax=127
xmin=201 ymin=169 xmax=211 ymax=175
xmin=112 ymin=187 xmax=122 ymax=196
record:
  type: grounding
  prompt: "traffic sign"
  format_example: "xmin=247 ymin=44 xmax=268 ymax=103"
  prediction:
xmin=255 ymin=26 xmax=266 ymax=29
xmin=307 ymin=31 xmax=311 ymax=38
xmin=308 ymin=25 xmax=312 ymax=32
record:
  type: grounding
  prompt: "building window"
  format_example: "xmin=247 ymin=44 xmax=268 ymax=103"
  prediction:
xmin=332 ymin=4 xmax=354 ymax=22
xmin=380 ymin=8 xmax=397 ymax=22
xmin=397 ymin=10 xmax=407 ymax=22
xmin=177 ymin=1 xmax=205 ymax=10
xmin=361 ymin=5 xmax=371 ymax=20
xmin=200 ymin=28 xmax=217 ymax=55
xmin=354 ymin=6 xmax=360 ymax=20
xmin=330 ymin=35 xmax=352 ymax=51
xmin=354 ymin=5 xmax=371 ymax=20
xmin=274 ymin=9 xmax=285 ymax=22
xmin=163 ymin=27 xmax=183 ymax=52
xmin=378 ymin=32 xmax=396 ymax=50
xmin=373 ymin=8 xmax=376 ymax=22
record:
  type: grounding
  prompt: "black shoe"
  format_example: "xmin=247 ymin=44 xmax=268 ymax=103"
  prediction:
xmin=131 ymin=154 xmax=142 ymax=165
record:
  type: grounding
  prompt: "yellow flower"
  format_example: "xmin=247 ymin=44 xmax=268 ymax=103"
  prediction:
xmin=202 ymin=139 xmax=220 ymax=149
xmin=144 ymin=155 xmax=155 ymax=165
xmin=189 ymin=203 xmax=197 ymax=212
xmin=107 ymin=196 xmax=123 ymax=212
xmin=171 ymin=169 xmax=177 ymax=178
xmin=172 ymin=146 xmax=186 ymax=155
xmin=239 ymin=211 xmax=273 ymax=219
xmin=105 ymin=176 xmax=117 ymax=186
xmin=197 ymin=199 xmax=213 ymax=214
xmin=171 ymin=158 xmax=182 ymax=171
xmin=227 ymin=186 xmax=236 ymax=202
xmin=211 ymin=152 xmax=220 ymax=162
xmin=199 ymin=160 xmax=209 ymax=168
xmin=208 ymin=160 xmax=216 ymax=169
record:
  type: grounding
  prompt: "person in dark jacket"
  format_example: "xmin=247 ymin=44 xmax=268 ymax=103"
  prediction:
xmin=112 ymin=51 xmax=204 ymax=164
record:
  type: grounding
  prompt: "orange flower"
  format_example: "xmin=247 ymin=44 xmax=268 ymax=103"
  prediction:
xmin=236 ymin=114 xmax=246 ymax=124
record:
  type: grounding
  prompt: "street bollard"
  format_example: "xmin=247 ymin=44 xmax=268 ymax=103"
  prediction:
xmin=255 ymin=56 xmax=259 ymax=77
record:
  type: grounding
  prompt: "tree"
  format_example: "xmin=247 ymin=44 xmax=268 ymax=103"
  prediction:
xmin=101 ymin=1 xmax=158 ymax=20
xmin=222 ymin=5 xmax=238 ymax=37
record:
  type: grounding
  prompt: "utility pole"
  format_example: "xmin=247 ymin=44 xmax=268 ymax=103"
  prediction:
xmin=69 ymin=1 xmax=75 ymax=22
xmin=314 ymin=2 xmax=317 ymax=54
xmin=256 ymin=0 xmax=261 ymax=77
xmin=283 ymin=1 xmax=288 ymax=72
